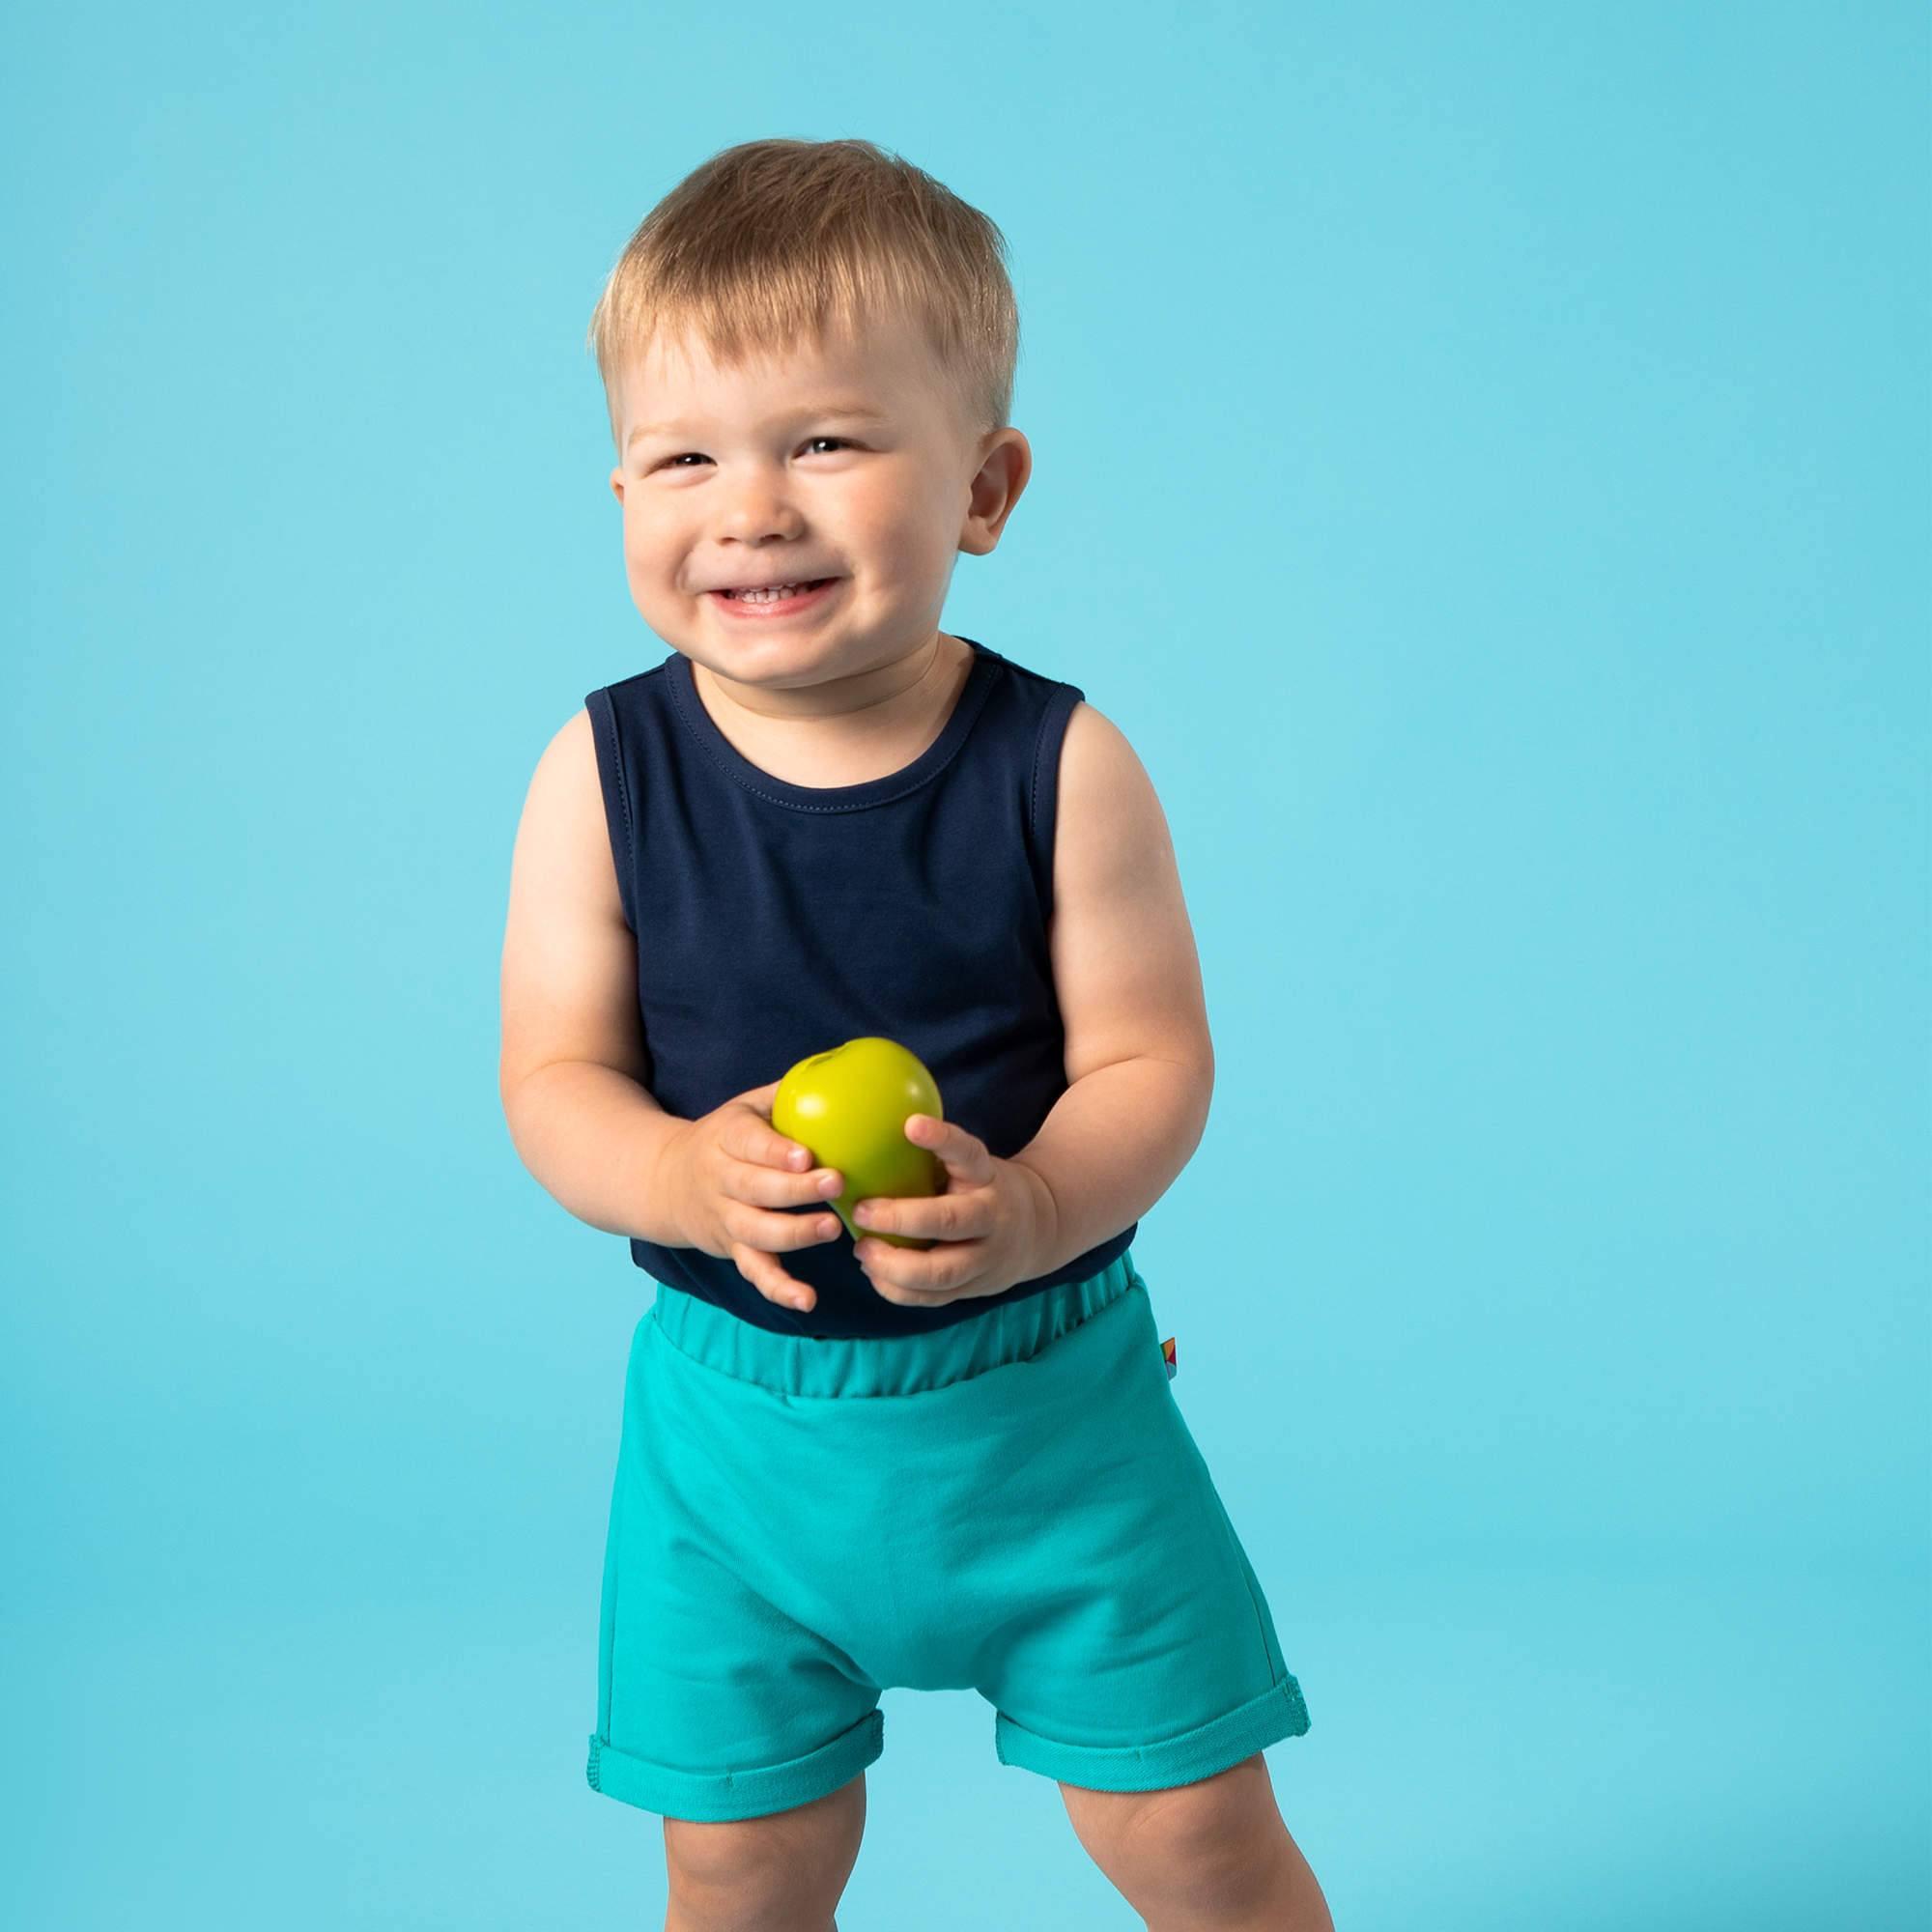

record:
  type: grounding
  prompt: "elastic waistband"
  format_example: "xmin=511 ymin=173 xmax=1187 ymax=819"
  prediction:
xmin=646 ymin=1251 xmax=1143 ymax=1398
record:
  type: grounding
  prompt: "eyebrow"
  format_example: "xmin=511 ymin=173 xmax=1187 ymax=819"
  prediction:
xmin=626 ymin=403 xmax=891 ymax=451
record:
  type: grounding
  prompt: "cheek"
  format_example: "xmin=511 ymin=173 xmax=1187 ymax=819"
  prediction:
xmin=621 ymin=515 xmax=670 ymax=578
xmin=851 ymin=484 xmax=944 ymax=566
xmin=620 ymin=534 xmax=671 ymax=609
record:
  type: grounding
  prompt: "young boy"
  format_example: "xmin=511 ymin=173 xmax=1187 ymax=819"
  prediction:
xmin=499 ymin=137 xmax=1333 ymax=1932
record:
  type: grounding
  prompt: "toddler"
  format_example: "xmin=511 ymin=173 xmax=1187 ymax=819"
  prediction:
xmin=499 ymin=136 xmax=1333 ymax=1932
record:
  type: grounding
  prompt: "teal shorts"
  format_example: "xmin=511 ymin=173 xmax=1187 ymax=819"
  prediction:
xmin=585 ymin=1250 xmax=1311 ymax=1823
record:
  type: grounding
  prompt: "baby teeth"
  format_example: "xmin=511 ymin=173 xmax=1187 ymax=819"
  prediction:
xmin=731 ymin=581 xmax=816 ymax=603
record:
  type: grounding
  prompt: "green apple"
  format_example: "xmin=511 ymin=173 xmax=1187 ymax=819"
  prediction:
xmin=772 ymin=1037 xmax=945 ymax=1251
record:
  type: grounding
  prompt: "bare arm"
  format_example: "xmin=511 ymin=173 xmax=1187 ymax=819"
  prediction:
xmin=1010 ymin=701 xmax=1216 ymax=1276
xmin=1011 ymin=1054 xmax=1211 ymax=1279
xmin=497 ymin=708 xmax=691 ymax=1247
xmin=502 ymin=1060 xmax=690 ymax=1245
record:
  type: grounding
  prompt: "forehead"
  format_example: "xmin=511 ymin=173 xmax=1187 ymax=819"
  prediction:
xmin=616 ymin=311 xmax=945 ymax=435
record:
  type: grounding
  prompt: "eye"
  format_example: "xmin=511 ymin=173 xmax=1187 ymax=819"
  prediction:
xmin=651 ymin=436 xmax=857 ymax=472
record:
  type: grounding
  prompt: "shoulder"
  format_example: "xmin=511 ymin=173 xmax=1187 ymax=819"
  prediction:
xmin=1037 ymin=696 xmax=1209 ymax=1079
xmin=516 ymin=707 xmax=610 ymax=863
xmin=1056 ymin=698 xmax=1166 ymax=825
xmin=1047 ymin=698 xmax=1179 ymax=906
xmin=533 ymin=705 xmax=598 ymax=788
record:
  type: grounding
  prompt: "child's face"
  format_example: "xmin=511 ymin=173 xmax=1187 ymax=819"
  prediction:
xmin=607 ymin=311 xmax=1027 ymax=691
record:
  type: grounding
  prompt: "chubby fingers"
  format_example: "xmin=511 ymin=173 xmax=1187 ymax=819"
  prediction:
xmin=852 ymin=1116 xmax=983 ymax=1237
xmin=850 ymin=1117 xmax=994 ymax=1297
xmin=851 ymin=1186 xmax=977 ymax=1246
xmin=902 ymin=1112 xmax=990 ymax=1177
xmin=855 ymin=1227 xmax=969 ymax=1301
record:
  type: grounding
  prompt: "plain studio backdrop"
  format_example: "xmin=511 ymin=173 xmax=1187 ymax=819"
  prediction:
xmin=3 ymin=5 xmax=1925 ymax=1928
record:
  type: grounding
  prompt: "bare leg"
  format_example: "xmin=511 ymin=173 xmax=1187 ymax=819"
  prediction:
xmin=662 ymin=1773 xmax=866 ymax=1932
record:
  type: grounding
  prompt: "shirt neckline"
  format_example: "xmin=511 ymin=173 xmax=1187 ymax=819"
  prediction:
xmin=666 ymin=635 xmax=1000 ymax=811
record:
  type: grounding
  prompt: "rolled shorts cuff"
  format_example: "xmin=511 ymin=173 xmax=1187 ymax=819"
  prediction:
xmin=586 ymin=1708 xmax=884 ymax=1823
xmin=993 ymin=1673 xmax=1311 ymax=1793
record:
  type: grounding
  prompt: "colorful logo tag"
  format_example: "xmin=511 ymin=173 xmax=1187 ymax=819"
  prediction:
xmin=1160 ymin=1335 xmax=1178 ymax=1379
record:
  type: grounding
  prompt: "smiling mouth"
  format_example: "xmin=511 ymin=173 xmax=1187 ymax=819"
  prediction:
xmin=715 ymin=577 xmax=839 ymax=601
xmin=707 ymin=577 xmax=844 ymax=615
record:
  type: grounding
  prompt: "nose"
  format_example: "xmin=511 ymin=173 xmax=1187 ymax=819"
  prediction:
xmin=716 ymin=465 xmax=805 ymax=544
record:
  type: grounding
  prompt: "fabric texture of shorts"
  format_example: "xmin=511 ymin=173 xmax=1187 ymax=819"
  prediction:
xmin=585 ymin=1249 xmax=1311 ymax=1823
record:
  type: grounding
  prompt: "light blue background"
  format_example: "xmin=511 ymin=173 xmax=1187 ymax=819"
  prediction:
xmin=4 ymin=4 xmax=1925 ymax=1927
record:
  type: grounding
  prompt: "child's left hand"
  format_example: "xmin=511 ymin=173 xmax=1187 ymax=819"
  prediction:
xmin=851 ymin=1115 xmax=1054 ymax=1307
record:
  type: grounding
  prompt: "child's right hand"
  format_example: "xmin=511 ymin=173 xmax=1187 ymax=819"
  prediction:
xmin=656 ymin=1079 xmax=845 ymax=1314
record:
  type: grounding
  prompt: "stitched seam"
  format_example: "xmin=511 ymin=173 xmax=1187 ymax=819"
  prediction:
xmin=1027 ymin=685 xmax=1078 ymax=923
xmin=665 ymin=646 xmax=999 ymax=813
xmin=647 ymin=1314 xmax=1017 ymax=1400
xmin=603 ymin=1491 xmax=623 ymax=1739
xmin=589 ymin=689 xmax=638 ymax=924
xmin=646 ymin=1269 xmax=1137 ymax=1400
xmin=611 ymin=711 xmax=637 ymax=888
xmin=1026 ymin=694 xmax=1055 ymax=919
xmin=1203 ymin=1452 xmax=1282 ymax=1686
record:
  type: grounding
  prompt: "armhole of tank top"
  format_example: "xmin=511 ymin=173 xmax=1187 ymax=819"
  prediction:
xmin=1026 ymin=683 xmax=1085 ymax=923
xmin=582 ymin=687 xmax=639 ymax=937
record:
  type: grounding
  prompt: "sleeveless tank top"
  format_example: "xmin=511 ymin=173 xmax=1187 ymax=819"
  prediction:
xmin=583 ymin=635 xmax=1137 ymax=1339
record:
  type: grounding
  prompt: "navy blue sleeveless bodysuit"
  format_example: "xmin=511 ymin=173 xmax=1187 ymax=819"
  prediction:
xmin=583 ymin=636 xmax=1137 ymax=1339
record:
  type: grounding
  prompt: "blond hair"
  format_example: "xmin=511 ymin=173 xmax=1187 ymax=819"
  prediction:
xmin=586 ymin=137 xmax=1019 ymax=456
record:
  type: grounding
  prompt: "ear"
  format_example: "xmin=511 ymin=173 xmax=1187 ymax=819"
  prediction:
xmin=960 ymin=429 xmax=1032 ymax=555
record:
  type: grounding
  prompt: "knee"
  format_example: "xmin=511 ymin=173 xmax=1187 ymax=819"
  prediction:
xmin=1065 ymin=1755 xmax=1291 ymax=1922
xmin=1135 ymin=1802 xmax=1273 ymax=1914
xmin=663 ymin=1774 xmax=866 ymax=1931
